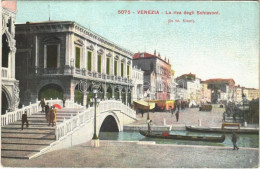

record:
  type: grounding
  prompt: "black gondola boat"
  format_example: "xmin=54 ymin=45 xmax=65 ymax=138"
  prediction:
xmin=139 ymin=130 xmax=225 ymax=143
xmin=186 ymin=126 xmax=259 ymax=134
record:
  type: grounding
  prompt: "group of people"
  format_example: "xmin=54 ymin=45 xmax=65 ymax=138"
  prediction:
xmin=40 ymin=99 xmax=57 ymax=127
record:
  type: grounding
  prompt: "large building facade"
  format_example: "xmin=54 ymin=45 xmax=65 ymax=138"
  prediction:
xmin=132 ymin=66 xmax=144 ymax=101
xmin=15 ymin=21 xmax=133 ymax=106
xmin=176 ymin=73 xmax=201 ymax=104
xmin=1 ymin=1 xmax=20 ymax=114
xmin=132 ymin=51 xmax=173 ymax=100
xmin=204 ymin=78 xmax=235 ymax=104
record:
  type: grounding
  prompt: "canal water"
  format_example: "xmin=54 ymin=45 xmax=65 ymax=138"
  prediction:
xmin=99 ymin=131 xmax=259 ymax=148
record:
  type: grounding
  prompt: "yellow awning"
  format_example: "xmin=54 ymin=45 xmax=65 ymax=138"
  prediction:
xmin=133 ymin=100 xmax=155 ymax=110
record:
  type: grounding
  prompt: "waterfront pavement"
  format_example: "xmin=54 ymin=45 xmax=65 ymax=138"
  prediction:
xmin=132 ymin=107 xmax=225 ymax=127
xmin=1 ymin=107 xmax=259 ymax=168
xmin=132 ymin=107 xmax=259 ymax=128
xmin=1 ymin=140 xmax=259 ymax=168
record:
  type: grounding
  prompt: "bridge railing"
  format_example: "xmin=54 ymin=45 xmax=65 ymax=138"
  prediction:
xmin=1 ymin=98 xmax=83 ymax=127
xmin=55 ymin=100 xmax=136 ymax=141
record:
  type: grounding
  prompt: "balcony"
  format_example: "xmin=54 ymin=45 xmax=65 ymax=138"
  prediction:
xmin=35 ymin=66 xmax=133 ymax=85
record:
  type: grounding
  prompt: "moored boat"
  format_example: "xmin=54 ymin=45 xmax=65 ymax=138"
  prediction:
xmin=139 ymin=130 xmax=225 ymax=143
xmin=186 ymin=126 xmax=259 ymax=134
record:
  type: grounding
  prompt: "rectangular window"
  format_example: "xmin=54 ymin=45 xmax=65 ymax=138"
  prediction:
xmin=106 ymin=58 xmax=110 ymax=75
xmin=121 ymin=63 xmax=124 ymax=77
xmin=98 ymin=55 xmax=102 ymax=73
xmin=75 ymin=47 xmax=81 ymax=68
xmin=87 ymin=51 xmax=92 ymax=71
xmin=114 ymin=60 xmax=117 ymax=76
xmin=127 ymin=65 xmax=130 ymax=77
xmin=47 ymin=45 xmax=58 ymax=68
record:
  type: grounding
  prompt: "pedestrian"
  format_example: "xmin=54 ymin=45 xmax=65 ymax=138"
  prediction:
xmin=39 ymin=98 xmax=46 ymax=113
xmin=44 ymin=103 xmax=50 ymax=121
xmin=21 ymin=111 xmax=29 ymax=130
xmin=231 ymin=132 xmax=239 ymax=150
xmin=177 ymin=103 xmax=180 ymax=112
xmin=175 ymin=110 xmax=179 ymax=122
xmin=48 ymin=106 xmax=55 ymax=127
xmin=63 ymin=97 xmax=66 ymax=108
xmin=53 ymin=107 xmax=57 ymax=126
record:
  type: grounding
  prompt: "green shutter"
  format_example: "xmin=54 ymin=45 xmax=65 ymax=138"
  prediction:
xmin=114 ymin=60 xmax=117 ymax=76
xmin=121 ymin=63 xmax=124 ymax=77
xmin=127 ymin=65 xmax=130 ymax=77
xmin=98 ymin=55 xmax=102 ymax=73
xmin=76 ymin=47 xmax=81 ymax=68
xmin=106 ymin=58 xmax=110 ymax=74
xmin=88 ymin=51 xmax=92 ymax=71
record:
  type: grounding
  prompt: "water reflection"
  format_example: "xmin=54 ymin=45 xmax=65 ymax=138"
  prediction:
xmin=99 ymin=131 xmax=259 ymax=148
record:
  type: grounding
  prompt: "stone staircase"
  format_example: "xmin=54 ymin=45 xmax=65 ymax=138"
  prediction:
xmin=1 ymin=108 xmax=84 ymax=159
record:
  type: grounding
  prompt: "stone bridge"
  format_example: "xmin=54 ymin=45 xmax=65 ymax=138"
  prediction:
xmin=1 ymin=99 xmax=137 ymax=159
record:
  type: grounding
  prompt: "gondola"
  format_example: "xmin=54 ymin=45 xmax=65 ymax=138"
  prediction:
xmin=139 ymin=130 xmax=225 ymax=143
xmin=186 ymin=126 xmax=259 ymax=134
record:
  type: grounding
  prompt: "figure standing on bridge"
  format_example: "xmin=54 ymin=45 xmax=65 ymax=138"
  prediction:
xmin=63 ymin=97 xmax=66 ymax=108
xmin=39 ymin=98 xmax=46 ymax=113
xmin=48 ymin=106 xmax=55 ymax=127
xmin=231 ymin=132 xmax=239 ymax=150
xmin=21 ymin=111 xmax=29 ymax=130
xmin=175 ymin=110 xmax=179 ymax=122
xmin=45 ymin=103 xmax=50 ymax=121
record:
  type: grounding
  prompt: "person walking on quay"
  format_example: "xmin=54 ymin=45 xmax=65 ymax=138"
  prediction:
xmin=231 ymin=132 xmax=239 ymax=150
xmin=44 ymin=103 xmax=50 ymax=121
xmin=175 ymin=110 xmax=179 ymax=122
xmin=21 ymin=111 xmax=29 ymax=130
xmin=48 ymin=106 xmax=55 ymax=127
xmin=39 ymin=98 xmax=46 ymax=113
xmin=63 ymin=97 xmax=66 ymax=108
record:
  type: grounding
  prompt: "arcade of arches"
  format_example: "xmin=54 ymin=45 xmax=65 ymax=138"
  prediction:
xmin=38 ymin=84 xmax=63 ymax=100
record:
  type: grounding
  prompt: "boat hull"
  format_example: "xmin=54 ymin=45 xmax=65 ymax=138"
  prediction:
xmin=186 ymin=126 xmax=259 ymax=134
xmin=139 ymin=130 xmax=225 ymax=143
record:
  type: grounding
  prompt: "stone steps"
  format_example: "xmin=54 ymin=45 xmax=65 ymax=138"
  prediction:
xmin=1 ymin=138 xmax=53 ymax=145
xmin=1 ymin=108 xmax=84 ymax=159
xmin=1 ymin=150 xmax=36 ymax=159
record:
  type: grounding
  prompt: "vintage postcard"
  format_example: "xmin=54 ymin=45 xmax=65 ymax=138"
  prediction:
xmin=1 ymin=0 xmax=259 ymax=168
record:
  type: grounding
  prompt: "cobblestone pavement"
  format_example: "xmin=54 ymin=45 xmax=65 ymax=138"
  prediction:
xmin=132 ymin=107 xmax=225 ymax=127
xmin=1 ymin=140 xmax=258 ymax=168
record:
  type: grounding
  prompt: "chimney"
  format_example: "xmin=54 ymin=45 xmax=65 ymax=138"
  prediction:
xmin=154 ymin=50 xmax=156 ymax=56
xmin=158 ymin=53 xmax=160 ymax=58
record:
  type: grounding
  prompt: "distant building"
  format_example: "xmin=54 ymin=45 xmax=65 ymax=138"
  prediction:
xmin=176 ymin=73 xmax=201 ymax=104
xmin=15 ymin=21 xmax=133 ymax=106
xmin=204 ymin=78 xmax=235 ymax=104
xmin=132 ymin=66 xmax=144 ymax=100
xmin=200 ymin=81 xmax=211 ymax=103
xmin=132 ymin=50 xmax=172 ymax=100
xmin=234 ymin=85 xmax=243 ymax=103
xmin=1 ymin=1 xmax=20 ymax=114
xmin=243 ymin=88 xmax=259 ymax=101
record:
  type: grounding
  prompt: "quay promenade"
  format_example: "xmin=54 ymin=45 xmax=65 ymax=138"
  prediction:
xmin=1 ymin=140 xmax=258 ymax=168
xmin=1 ymin=106 xmax=258 ymax=168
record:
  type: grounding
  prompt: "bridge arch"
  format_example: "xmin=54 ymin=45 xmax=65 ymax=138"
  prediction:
xmin=98 ymin=111 xmax=122 ymax=134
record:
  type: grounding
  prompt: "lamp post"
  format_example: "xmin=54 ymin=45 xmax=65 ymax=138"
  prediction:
xmin=146 ymin=89 xmax=152 ymax=134
xmin=242 ymin=93 xmax=247 ymax=127
xmin=90 ymin=85 xmax=101 ymax=147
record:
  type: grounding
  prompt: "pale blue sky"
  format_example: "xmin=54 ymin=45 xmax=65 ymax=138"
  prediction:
xmin=16 ymin=1 xmax=259 ymax=88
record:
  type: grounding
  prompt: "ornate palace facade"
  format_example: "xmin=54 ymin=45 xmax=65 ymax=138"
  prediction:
xmin=15 ymin=21 xmax=133 ymax=106
xmin=132 ymin=51 xmax=173 ymax=100
xmin=1 ymin=1 xmax=20 ymax=114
